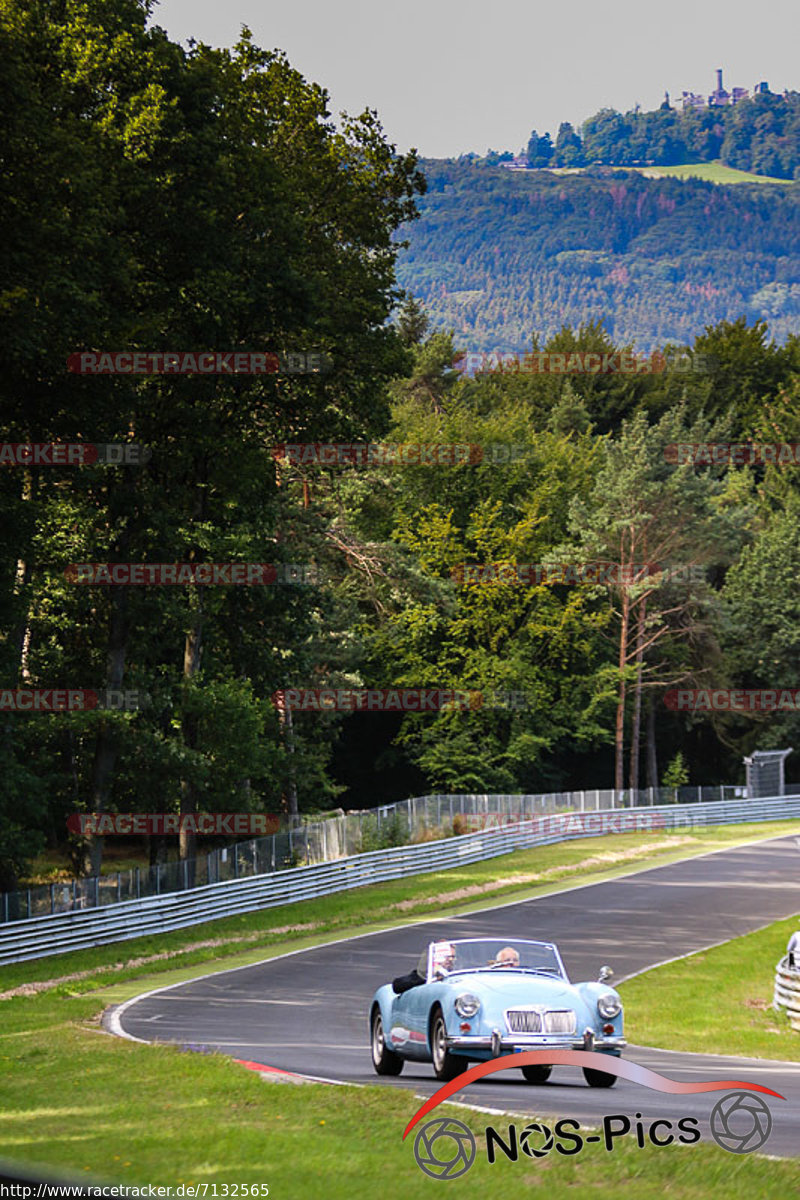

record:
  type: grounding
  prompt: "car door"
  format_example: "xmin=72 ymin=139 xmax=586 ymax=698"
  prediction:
xmin=389 ymin=983 xmax=432 ymax=1061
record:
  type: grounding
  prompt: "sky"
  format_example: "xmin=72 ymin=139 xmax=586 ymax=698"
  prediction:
xmin=150 ymin=0 xmax=798 ymax=159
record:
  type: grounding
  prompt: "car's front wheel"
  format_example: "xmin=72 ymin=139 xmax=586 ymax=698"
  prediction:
xmin=371 ymin=1007 xmax=403 ymax=1076
xmin=521 ymin=1064 xmax=552 ymax=1084
xmin=583 ymin=1064 xmax=617 ymax=1088
xmin=430 ymin=1006 xmax=469 ymax=1082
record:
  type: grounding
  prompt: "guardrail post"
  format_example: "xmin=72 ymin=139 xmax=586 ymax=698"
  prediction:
xmin=136 ymin=867 xmax=140 ymax=899
xmin=50 ymin=883 xmax=55 ymax=914
xmin=117 ymin=872 xmax=121 ymax=902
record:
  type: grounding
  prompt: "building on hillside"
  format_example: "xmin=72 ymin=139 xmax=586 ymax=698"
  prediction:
xmin=708 ymin=68 xmax=730 ymax=105
xmin=679 ymin=69 xmax=765 ymax=111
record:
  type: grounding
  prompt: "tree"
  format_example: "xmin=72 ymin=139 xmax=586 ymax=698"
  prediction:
xmin=564 ymin=408 xmax=747 ymax=791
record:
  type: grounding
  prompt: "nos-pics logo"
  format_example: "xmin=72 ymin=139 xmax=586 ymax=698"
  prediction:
xmin=404 ymin=1054 xmax=782 ymax=1180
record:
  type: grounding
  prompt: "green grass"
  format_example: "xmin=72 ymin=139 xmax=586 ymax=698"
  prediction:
xmin=2 ymin=819 xmax=800 ymax=1193
xmin=1 ymin=997 xmax=797 ymax=1196
xmin=621 ymin=913 xmax=800 ymax=1060
xmin=635 ymin=161 xmax=794 ymax=185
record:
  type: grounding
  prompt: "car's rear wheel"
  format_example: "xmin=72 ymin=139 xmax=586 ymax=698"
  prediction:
xmin=521 ymin=1064 xmax=552 ymax=1084
xmin=371 ymin=1007 xmax=403 ymax=1076
xmin=583 ymin=1064 xmax=617 ymax=1088
xmin=430 ymin=1006 xmax=469 ymax=1082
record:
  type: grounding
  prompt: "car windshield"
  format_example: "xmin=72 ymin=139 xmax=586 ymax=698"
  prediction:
xmin=425 ymin=938 xmax=565 ymax=981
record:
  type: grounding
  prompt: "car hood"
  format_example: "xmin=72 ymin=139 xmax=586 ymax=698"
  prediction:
xmin=443 ymin=972 xmax=578 ymax=1004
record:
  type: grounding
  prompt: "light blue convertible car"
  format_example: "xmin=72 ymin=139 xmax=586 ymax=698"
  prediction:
xmin=369 ymin=937 xmax=625 ymax=1086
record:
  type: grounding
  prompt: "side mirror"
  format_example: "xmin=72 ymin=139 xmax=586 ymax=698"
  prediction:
xmin=598 ymin=965 xmax=614 ymax=983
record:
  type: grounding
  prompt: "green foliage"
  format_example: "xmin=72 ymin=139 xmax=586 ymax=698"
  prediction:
xmin=663 ymin=751 xmax=689 ymax=788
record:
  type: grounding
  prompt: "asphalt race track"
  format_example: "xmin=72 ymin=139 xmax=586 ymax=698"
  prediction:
xmin=111 ymin=835 xmax=800 ymax=1157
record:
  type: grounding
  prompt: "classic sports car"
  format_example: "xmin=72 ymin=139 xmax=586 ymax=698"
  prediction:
xmin=369 ymin=937 xmax=625 ymax=1086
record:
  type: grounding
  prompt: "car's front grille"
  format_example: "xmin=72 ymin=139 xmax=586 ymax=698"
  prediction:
xmin=543 ymin=1010 xmax=576 ymax=1034
xmin=506 ymin=1009 xmax=543 ymax=1034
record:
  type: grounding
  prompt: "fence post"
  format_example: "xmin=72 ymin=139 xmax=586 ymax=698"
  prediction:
xmin=117 ymin=872 xmax=121 ymax=902
xmin=136 ymin=867 xmax=140 ymax=899
xmin=579 ymin=791 xmax=585 ymax=813
xmin=50 ymin=883 xmax=55 ymax=914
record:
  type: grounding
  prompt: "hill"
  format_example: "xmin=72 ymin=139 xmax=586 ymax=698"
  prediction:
xmin=395 ymin=160 xmax=800 ymax=352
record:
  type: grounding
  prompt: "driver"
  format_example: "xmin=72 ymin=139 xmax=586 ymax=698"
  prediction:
xmin=392 ymin=939 xmax=456 ymax=994
xmin=431 ymin=940 xmax=456 ymax=976
xmin=494 ymin=946 xmax=520 ymax=968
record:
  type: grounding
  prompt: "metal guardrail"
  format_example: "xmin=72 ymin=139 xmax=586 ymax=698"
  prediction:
xmin=1 ymin=794 xmax=798 ymax=966
xmin=773 ymin=954 xmax=800 ymax=1031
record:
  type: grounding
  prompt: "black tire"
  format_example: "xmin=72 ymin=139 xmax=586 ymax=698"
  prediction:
xmin=430 ymin=1006 xmax=469 ymax=1082
xmin=521 ymin=1064 xmax=552 ymax=1084
xmin=371 ymin=1007 xmax=403 ymax=1076
xmin=583 ymin=1065 xmax=617 ymax=1088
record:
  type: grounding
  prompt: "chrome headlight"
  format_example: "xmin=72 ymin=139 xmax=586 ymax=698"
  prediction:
xmin=598 ymin=993 xmax=622 ymax=1019
xmin=454 ymin=993 xmax=481 ymax=1018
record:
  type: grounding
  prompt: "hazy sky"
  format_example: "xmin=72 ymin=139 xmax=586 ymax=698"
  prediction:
xmin=150 ymin=0 xmax=797 ymax=159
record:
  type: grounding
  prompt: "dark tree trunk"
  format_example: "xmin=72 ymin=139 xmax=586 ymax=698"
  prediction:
xmin=85 ymin=583 xmax=129 ymax=876
xmin=628 ymin=599 xmax=647 ymax=802
xmin=646 ymin=692 xmax=659 ymax=793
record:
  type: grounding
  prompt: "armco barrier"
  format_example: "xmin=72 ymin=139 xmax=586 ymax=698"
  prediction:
xmin=773 ymin=954 xmax=800 ymax=1031
xmin=1 ymin=795 xmax=798 ymax=965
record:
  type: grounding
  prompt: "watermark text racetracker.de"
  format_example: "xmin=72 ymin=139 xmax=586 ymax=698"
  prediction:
xmin=664 ymin=688 xmax=800 ymax=712
xmin=66 ymin=812 xmax=281 ymax=836
xmin=453 ymin=811 xmax=695 ymax=835
xmin=664 ymin=442 xmax=800 ymax=466
xmin=68 ymin=349 xmax=330 ymax=374
xmin=271 ymin=688 xmax=533 ymax=712
xmin=64 ymin=563 xmax=317 ymax=586
xmin=0 ymin=689 xmax=148 ymax=712
xmin=453 ymin=562 xmax=706 ymax=587
xmin=0 ymin=442 xmax=151 ymax=466
xmin=271 ymin=442 xmax=525 ymax=466
xmin=453 ymin=351 xmax=718 ymax=378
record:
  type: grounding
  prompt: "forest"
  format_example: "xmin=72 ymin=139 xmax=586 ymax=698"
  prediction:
xmin=395 ymin=159 xmax=800 ymax=351
xmin=2 ymin=0 xmax=799 ymax=890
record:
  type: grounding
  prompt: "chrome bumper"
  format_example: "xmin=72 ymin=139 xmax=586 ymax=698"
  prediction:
xmin=447 ymin=1031 xmax=626 ymax=1055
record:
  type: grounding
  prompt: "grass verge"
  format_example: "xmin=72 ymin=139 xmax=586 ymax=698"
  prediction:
xmin=621 ymin=912 xmax=800 ymax=1060
xmin=1 ymin=1013 xmax=797 ymax=1197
